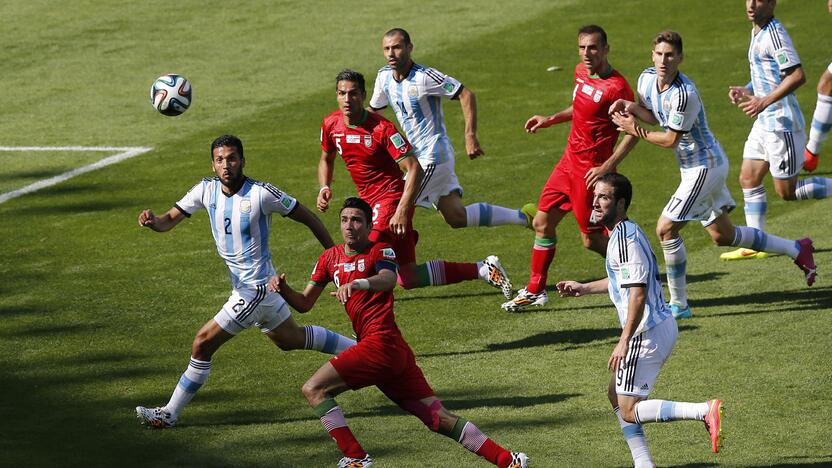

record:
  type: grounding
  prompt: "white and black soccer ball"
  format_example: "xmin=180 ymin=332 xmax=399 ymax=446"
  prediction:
xmin=150 ymin=74 xmax=192 ymax=116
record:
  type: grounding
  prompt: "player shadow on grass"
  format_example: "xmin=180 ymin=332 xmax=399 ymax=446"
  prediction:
xmin=691 ymin=286 xmax=832 ymax=316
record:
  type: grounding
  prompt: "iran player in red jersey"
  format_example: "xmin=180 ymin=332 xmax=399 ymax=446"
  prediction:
xmin=270 ymin=197 xmax=529 ymax=468
xmin=502 ymin=25 xmax=639 ymax=312
xmin=317 ymin=69 xmax=511 ymax=297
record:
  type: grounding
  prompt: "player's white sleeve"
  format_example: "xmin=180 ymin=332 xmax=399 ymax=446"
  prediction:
xmin=369 ymin=71 xmax=389 ymax=109
xmin=617 ymin=236 xmax=651 ymax=288
xmin=174 ymin=180 xmax=207 ymax=216
xmin=667 ymin=85 xmax=701 ymax=133
xmin=770 ymin=22 xmax=801 ymax=70
xmin=422 ymin=67 xmax=462 ymax=99
xmin=261 ymin=183 xmax=298 ymax=216
xmin=636 ymin=70 xmax=652 ymax=111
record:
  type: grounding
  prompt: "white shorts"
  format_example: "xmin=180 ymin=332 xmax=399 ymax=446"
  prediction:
xmin=662 ymin=162 xmax=735 ymax=227
xmin=213 ymin=284 xmax=291 ymax=335
xmin=413 ymin=160 xmax=463 ymax=209
xmin=616 ymin=317 xmax=678 ymax=397
xmin=743 ymin=125 xmax=806 ymax=179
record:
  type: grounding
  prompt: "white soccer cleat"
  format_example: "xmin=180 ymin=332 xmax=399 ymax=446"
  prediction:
xmin=482 ymin=255 xmax=513 ymax=299
xmin=508 ymin=451 xmax=530 ymax=468
xmin=501 ymin=288 xmax=548 ymax=312
xmin=338 ymin=455 xmax=374 ymax=468
xmin=136 ymin=406 xmax=176 ymax=429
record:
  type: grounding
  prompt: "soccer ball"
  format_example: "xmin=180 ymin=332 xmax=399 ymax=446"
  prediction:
xmin=150 ymin=74 xmax=192 ymax=116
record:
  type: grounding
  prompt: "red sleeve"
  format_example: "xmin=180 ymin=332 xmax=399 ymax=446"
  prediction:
xmin=372 ymin=242 xmax=399 ymax=272
xmin=617 ymin=75 xmax=635 ymax=102
xmin=380 ymin=121 xmax=412 ymax=162
xmin=309 ymin=249 xmax=333 ymax=286
xmin=321 ymin=118 xmax=335 ymax=153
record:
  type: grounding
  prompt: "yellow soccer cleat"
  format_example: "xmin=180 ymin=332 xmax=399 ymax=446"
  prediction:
xmin=719 ymin=248 xmax=769 ymax=261
xmin=520 ymin=203 xmax=537 ymax=230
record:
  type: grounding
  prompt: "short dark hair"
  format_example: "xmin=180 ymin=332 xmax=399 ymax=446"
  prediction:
xmin=341 ymin=197 xmax=373 ymax=225
xmin=335 ymin=69 xmax=366 ymax=95
xmin=578 ymin=24 xmax=607 ymax=46
xmin=211 ymin=134 xmax=244 ymax=160
xmin=653 ymin=30 xmax=683 ymax=55
xmin=384 ymin=28 xmax=411 ymax=45
xmin=597 ymin=172 xmax=633 ymax=210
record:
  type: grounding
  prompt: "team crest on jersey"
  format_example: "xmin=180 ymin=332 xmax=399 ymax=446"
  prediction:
xmin=408 ymin=86 xmax=418 ymax=97
xmin=343 ymin=262 xmax=355 ymax=272
xmin=346 ymin=134 xmax=360 ymax=144
xmin=593 ymin=89 xmax=602 ymax=103
xmin=442 ymin=81 xmax=454 ymax=93
xmin=662 ymin=99 xmax=672 ymax=112
xmin=381 ymin=248 xmax=396 ymax=259
xmin=364 ymin=135 xmax=372 ymax=148
xmin=240 ymin=200 xmax=252 ymax=213
xmin=357 ymin=259 xmax=365 ymax=272
xmin=391 ymin=133 xmax=406 ymax=151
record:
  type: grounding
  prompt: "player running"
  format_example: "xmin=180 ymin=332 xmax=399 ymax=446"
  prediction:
xmin=610 ymin=31 xmax=816 ymax=319
xmin=369 ymin=28 xmax=536 ymax=230
xmin=135 ymin=135 xmax=356 ymax=428
xmin=557 ymin=173 xmax=723 ymax=467
xmin=318 ymin=69 xmax=512 ymax=296
xmin=804 ymin=0 xmax=832 ymax=171
xmin=722 ymin=0 xmax=832 ymax=260
xmin=502 ymin=25 xmax=639 ymax=312
xmin=270 ymin=197 xmax=529 ymax=468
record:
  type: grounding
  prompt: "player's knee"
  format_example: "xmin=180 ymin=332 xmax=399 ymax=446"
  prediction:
xmin=532 ymin=216 xmax=550 ymax=234
xmin=819 ymin=71 xmax=832 ymax=95
xmin=301 ymin=379 xmax=325 ymax=403
xmin=400 ymin=399 xmax=443 ymax=432
xmin=191 ymin=334 xmax=214 ymax=360
xmin=619 ymin=406 xmax=638 ymax=424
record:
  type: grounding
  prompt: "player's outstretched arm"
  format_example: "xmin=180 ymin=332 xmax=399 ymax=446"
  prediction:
xmin=611 ymin=113 xmax=682 ymax=149
xmin=458 ymin=88 xmax=484 ymax=159
xmin=332 ymin=268 xmax=396 ymax=304
xmin=269 ymin=273 xmax=324 ymax=313
xmin=288 ymin=202 xmax=335 ymax=249
xmin=556 ymin=278 xmax=609 ymax=297
xmin=137 ymin=207 xmax=185 ymax=232
xmin=524 ymin=105 xmax=573 ymax=133
xmin=317 ymin=150 xmax=336 ymax=212
xmin=738 ymin=66 xmax=806 ymax=118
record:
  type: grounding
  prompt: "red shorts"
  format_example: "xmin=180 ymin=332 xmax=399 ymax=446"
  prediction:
xmin=538 ymin=157 xmax=605 ymax=234
xmin=368 ymin=196 xmax=417 ymax=265
xmin=330 ymin=332 xmax=435 ymax=402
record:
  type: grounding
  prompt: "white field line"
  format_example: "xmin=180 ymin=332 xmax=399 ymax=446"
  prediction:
xmin=0 ymin=146 xmax=153 ymax=204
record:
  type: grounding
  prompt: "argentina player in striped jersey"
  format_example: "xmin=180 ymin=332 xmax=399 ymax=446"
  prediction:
xmin=135 ymin=135 xmax=355 ymax=429
xmin=724 ymin=0 xmax=832 ymax=260
xmin=557 ymin=173 xmax=723 ymax=466
xmin=369 ymin=28 xmax=536 ymax=231
xmin=610 ymin=31 xmax=815 ymax=320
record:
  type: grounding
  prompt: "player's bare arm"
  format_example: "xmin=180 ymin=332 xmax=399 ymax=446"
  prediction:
xmin=138 ymin=207 xmax=186 ymax=232
xmin=556 ymin=278 xmax=609 ymax=297
xmin=608 ymin=285 xmax=645 ymax=371
xmin=391 ymin=155 xmax=424 ymax=236
xmin=585 ymin=134 xmax=640 ymax=188
xmin=612 ymin=112 xmax=682 ymax=149
xmin=736 ymin=65 xmax=806 ymax=118
xmin=268 ymin=273 xmax=325 ymax=313
xmin=333 ymin=268 xmax=396 ymax=304
xmin=457 ymin=87 xmax=484 ymax=159
xmin=524 ymin=105 xmax=573 ymax=133
xmin=288 ymin=202 xmax=335 ymax=249
xmin=317 ymin=150 xmax=337 ymax=212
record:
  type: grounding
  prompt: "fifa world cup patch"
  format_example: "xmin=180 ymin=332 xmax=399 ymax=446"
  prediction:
xmin=391 ymin=133 xmax=406 ymax=151
xmin=621 ymin=267 xmax=630 ymax=280
xmin=281 ymin=197 xmax=293 ymax=209
xmin=442 ymin=81 xmax=455 ymax=93
xmin=381 ymin=247 xmax=396 ymax=259
xmin=776 ymin=52 xmax=787 ymax=65
xmin=670 ymin=113 xmax=683 ymax=127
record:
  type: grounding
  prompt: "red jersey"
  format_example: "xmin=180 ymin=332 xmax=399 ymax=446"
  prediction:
xmin=565 ymin=63 xmax=634 ymax=167
xmin=310 ymin=241 xmax=401 ymax=340
xmin=321 ymin=110 xmax=413 ymax=204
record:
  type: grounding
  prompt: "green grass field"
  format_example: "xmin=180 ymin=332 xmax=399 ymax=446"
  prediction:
xmin=1 ymin=0 xmax=830 ymax=466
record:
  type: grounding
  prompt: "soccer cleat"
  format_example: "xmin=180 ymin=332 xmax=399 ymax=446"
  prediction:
xmin=338 ymin=455 xmax=374 ymax=468
xmin=719 ymin=248 xmax=768 ymax=261
xmin=520 ymin=203 xmax=538 ymax=230
xmin=803 ymin=148 xmax=819 ymax=172
xmin=136 ymin=406 xmax=176 ymax=429
xmin=670 ymin=303 xmax=692 ymax=319
xmin=703 ymin=399 xmax=723 ymax=453
xmin=794 ymin=238 xmax=817 ymax=287
xmin=501 ymin=288 xmax=548 ymax=312
xmin=508 ymin=452 xmax=530 ymax=468
xmin=483 ymin=255 xmax=513 ymax=299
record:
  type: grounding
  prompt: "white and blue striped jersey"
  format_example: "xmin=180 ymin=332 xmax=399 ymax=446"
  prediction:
xmin=606 ymin=219 xmax=672 ymax=335
xmin=746 ymin=18 xmax=805 ymax=132
xmin=637 ymin=68 xmax=727 ymax=170
xmin=370 ymin=64 xmax=462 ymax=165
xmin=175 ymin=177 xmax=298 ymax=289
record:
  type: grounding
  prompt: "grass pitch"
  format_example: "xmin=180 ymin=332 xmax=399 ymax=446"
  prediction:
xmin=0 ymin=0 xmax=830 ymax=466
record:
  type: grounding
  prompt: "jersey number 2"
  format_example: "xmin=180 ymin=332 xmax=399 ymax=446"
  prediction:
xmin=224 ymin=217 xmax=232 ymax=235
